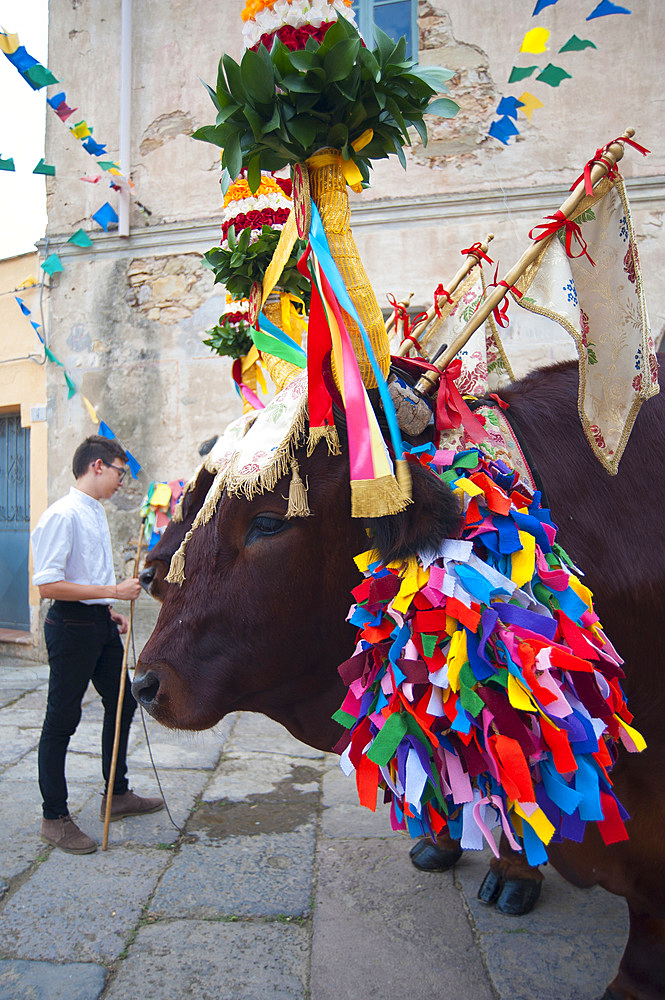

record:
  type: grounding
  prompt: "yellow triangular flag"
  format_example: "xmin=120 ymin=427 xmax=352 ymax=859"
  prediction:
xmin=518 ymin=91 xmax=545 ymax=120
xmin=520 ymin=27 xmax=550 ymax=54
xmin=82 ymin=395 xmax=99 ymax=425
xmin=0 ymin=32 xmax=20 ymax=54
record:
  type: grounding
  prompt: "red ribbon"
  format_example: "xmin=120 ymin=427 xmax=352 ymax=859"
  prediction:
xmin=386 ymin=292 xmax=409 ymax=333
xmin=398 ymin=332 xmax=424 ymax=356
xmin=436 ymin=359 xmax=487 ymax=443
xmin=486 ymin=266 xmax=523 ymax=329
xmin=528 ymin=210 xmax=595 ymax=267
xmin=570 ymin=136 xmax=650 ymax=197
xmin=434 ymin=284 xmax=454 ymax=318
xmin=461 ymin=243 xmax=494 ymax=266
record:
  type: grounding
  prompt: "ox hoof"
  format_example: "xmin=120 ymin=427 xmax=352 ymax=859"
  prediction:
xmin=478 ymin=870 xmax=543 ymax=915
xmin=409 ymin=839 xmax=463 ymax=872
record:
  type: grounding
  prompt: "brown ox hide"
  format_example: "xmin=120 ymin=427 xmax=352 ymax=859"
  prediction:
xmin=135 ymin=359 xmax=665 ymax=1000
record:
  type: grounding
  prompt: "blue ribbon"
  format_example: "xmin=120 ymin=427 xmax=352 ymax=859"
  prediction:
xmin=256 ymin=310 xmax=307 ymax=367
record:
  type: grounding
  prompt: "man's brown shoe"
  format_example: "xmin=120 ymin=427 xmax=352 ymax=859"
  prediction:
xmin=41 ymin=815 xmax=97 ymax=855
xmin=100 ymin=788 xmax=164 ymax=822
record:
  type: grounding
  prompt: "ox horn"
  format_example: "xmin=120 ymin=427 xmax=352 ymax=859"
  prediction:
xmin=306 ymin=149 xmax=390 ymax=390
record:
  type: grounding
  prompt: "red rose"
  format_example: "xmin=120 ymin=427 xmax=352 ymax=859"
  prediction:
xmin=275 ymin=177 xmax=292 ymax=197
xmin=246 ymin=210 xmax=263 ymax=227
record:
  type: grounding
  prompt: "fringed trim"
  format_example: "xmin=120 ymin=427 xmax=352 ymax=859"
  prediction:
xmin=171 ymin=497 xmax=184 ymax=523
xmin=351 ymin=474 xmax=412 ymax=518
xmin=225 ymin=392 xmax=309 ymax=500
xmin=191 ymin=468 xmax=228 ymax=530
xmin=286 ymin=459 xmax=311 ymax=518
xmin=395 ymin=458 xmax=412 ymax=502
xmin=165 ymin=528 xmax=194 ymax=585
xmin=307 ymin=425 xmax=341 ymax=457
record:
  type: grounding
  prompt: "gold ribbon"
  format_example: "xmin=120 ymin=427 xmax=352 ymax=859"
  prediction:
xmin=261 ymin=211 xmax=298 ymax=307
xmin=280 ymin=292 xmax=306 ymax=344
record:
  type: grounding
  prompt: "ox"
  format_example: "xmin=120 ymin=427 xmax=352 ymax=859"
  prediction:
xmin=135 ymin=359 xmax=665 ymax=1000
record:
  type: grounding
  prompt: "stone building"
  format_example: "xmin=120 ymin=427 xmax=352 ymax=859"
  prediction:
xmin=16 ymin=0 xmax=664 ymax=643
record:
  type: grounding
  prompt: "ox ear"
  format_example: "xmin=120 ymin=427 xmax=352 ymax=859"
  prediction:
xmin=365 ymin=460 xmax=461 ymax=564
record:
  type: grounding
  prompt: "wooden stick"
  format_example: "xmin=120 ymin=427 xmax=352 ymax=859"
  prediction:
xmin=393 ymin=235 xmax=494 ymax=358
xmin=414 ymin=129 xmax=635 ymax=395
xmin=385 ymin=291 xmax=413 ymax=336
xmin=102 ymin=520 xmax=145 ymax=851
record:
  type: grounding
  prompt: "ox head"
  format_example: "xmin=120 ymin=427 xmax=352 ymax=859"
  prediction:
xmin=133 ymin=443 xmax=460 ymax=751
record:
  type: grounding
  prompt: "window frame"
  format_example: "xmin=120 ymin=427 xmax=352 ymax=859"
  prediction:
xmin=352 ymin=0 xmax=418 ymax=61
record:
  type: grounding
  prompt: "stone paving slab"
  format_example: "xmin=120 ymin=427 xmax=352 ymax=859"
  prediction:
xmin=0 ymin=726 xmax=39 ymax=768
xmin=455 ymin=853 xmax=627 ymax=1000
xmin=0 ymin=959 xmax=107 ymax=1000
xmin=311 ymin=836 xmax=496 ymax=1000
xmin=320 ymin=755 xmax=403 ymax=840
xmin=126 ymin=721 xmax=226 ymax=771
xmin=203 ymin=752 xmax=322 ymax=803
xmin=0 ymin=847 xmax=168 ymax=964
xmin=150 ymin=828 xmax=316 ymax=919
xmin=104 ymin=919 xmax=309 ymax=1000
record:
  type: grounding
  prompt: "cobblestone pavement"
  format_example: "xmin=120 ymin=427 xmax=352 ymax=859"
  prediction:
xmin=0 ymin=601 xmax=627 ymax=1000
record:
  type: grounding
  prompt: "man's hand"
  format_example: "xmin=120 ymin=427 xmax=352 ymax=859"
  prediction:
xmin=115 ymin=577 xmax=141 ymax=601
xmin=110 ymin=609 xmax=130 ymax=634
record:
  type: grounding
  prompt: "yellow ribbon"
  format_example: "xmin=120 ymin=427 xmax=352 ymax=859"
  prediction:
xmin=279 ymin=292 xmax=306 ymax=345
xmin=0 ymin=32 xmax=20 ymax=54
xmin=241 ymin=345 xmax=267 ymax=395
xmin=261 ymin=211 xmax=298 ymax=307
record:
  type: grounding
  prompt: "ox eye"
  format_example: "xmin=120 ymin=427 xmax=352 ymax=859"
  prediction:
xmin=246 ymin=514 xmax=289 ymax=545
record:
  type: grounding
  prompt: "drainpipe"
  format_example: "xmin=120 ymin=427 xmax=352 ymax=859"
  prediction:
xmin=118 ymin=0 xmax=132 ymax=237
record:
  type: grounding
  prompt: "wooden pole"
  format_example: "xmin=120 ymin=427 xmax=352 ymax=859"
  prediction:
xmin=414 ymin=129 xmax=635 ymax=396
xmin=102 ymin=520 xmax=145 ymax=851
xmin=394 ymin=234 xmax=495 ymax=358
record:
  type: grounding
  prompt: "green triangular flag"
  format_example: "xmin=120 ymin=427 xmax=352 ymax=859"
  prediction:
xmin=559 ymin=35 xmax=597 ymax=52
xmin=96 ymin=160 xmax=119 ymax=171
xmin=536 ymin=63 xmax=573 ymax=86
xmin=64 ymin=371 xmax=77 ymax=398
xmin=0 ymin=156 xmax=16 ymax=171
xmin=33 ymin=158 xmax=56 ymax=176
xmin=24 ymin=64 xmax=59 ymax=89
xmin=41 ymin=254 xmax=64 ymax=276
xmin=508 ymin=65 xmax=538 ymax=82
xmin=44 ymin=346 xmax=63 ymax=366
xmin=67 ymin=228 xmax=93 ymax=248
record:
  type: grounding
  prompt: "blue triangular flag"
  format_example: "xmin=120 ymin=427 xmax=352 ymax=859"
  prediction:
xmin=82 ymin=137 xmax=108 ymax=157
xmin=532 ymin=0 xmax=559 ymax=12
xmin=489 ymin=116 xmax=520 ymax=145
xmin=47 ymin=91 xmax=66 ymax=109
xmin=126 ymin=450 xmax=141 ymax=479
xmin=5 ymin=46 xmax=38 ymax=75
xmin=587 ymin=0 xmax=631 ymax=18
xmin=15 ymin=296 xmax=31 ymax=316
xmin=91 ymin=202 xmax=119 ymax=232
xmin=496 ymin=96 xmax=525 ymax=120
xmin=98 ymin=421 xmax=116 ymax=440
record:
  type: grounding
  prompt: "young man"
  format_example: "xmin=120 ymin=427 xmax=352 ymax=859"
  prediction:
xmin=32 ymin=435 xmax=163 ymax=854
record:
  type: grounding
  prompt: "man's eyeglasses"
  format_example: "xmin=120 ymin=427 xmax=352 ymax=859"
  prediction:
xmin=102 ymin=460 xmax=126 ymax=483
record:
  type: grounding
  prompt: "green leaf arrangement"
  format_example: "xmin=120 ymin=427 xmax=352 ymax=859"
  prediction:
xmin=202 ymin=223 xmax=310 ymax=302
xmin=193 ymin=18 xmax=458 ymax=189
xmin=203 ymin=314 xmax=254 ymax=360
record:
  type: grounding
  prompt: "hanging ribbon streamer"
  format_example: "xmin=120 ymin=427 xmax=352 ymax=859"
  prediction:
xmin=461 ymin=243 xmax=494 ymax=266
xmin=433 ymin=284 xmax=454 ymax=318
xmin=253 ymin=310 xmax=307 ymax=368
xmin=486 ymin=267 xmax=524 ymax=328
xmin=528 ymin=211 xmax=595 ymax=266
xmin=570 ymin=136 xmax=650 ymax=197
xmin=232 ymin=357 xmax=266 ymax=410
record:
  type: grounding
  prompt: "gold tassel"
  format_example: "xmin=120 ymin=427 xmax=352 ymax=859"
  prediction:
xmin=307 ymin=425 xmax=341 ymax=457
xmin=286 ymin=459 xmax=311 ymax=518
xmin=165 ymin=528 xmax=194 ymax=585
xmin=395 ymin=458 xmax=413 ymax=502
xmin=351 ymin=474 xmax=412 ymax=518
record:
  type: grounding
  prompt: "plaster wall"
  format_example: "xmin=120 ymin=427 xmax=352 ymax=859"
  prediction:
xmin=0 ymin=253 xmax=47 ymax=653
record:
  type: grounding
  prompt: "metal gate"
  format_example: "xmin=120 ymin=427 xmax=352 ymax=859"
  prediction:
xmin=0 ymin=414 xmax=30 ymax=630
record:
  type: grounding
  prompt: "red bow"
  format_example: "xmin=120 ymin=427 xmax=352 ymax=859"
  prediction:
xmin=570 ymin=136 xmax=650 ymax=197
xmin=387 ymin=292 xmax=409 ymax=333
xmin=433 ymin=284 xmax=454 ymax=318
xmin=461 ymin=243 xmax=494 ymax=266
xmin=529 ymin=211 xmax=595 ymax=267
xmin=437 ymin=359 xmax=487 ymax=443
xmin=487 ymin=266 xmax=523 ymax=329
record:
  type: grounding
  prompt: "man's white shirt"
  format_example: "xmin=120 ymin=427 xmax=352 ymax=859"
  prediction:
xmin=31 ymin=487 xmax=116 ymax=605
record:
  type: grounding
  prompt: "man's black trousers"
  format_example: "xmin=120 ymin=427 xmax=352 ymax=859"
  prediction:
xmin=38 ymin=600 xmax=137 ymax=820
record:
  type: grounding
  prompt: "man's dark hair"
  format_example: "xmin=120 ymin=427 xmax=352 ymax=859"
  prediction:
xmin=72 ymin=435 xmax=128 ymax=479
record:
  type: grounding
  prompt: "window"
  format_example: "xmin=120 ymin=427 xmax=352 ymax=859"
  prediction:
xmin=352 ymin=0 xmax=418 ymax=61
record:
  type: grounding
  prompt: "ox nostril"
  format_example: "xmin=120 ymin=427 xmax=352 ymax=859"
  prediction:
xmin=132 ymin=670 xmax=160 ymax=707
xmin=138 ymin=566 xmax=156 ymax=592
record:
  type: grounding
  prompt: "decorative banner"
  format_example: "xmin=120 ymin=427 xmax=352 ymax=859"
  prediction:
xmin=532 ymin=0 xmax=559 ymax=13
xmin=0 ymin=156 xmax=16 ymax=171
xmin=47 ymin=92 xmax=77 ymax=121
xmin=488 ymin=116 xmax=520 ymax=146
xmin=496 ymin=96 xmax=524 ymax=118
xmin=519 ymin=27 xmax=550 ymax=53
xmin=14 ymin=296 xmax=44 ymax=343
xmin=0 ymin=31 xmax=58 ymax=90
xmin=141 ymin=480 xmax=185 ymax=550
xmin=508 ymin=65 xmax=537 ymax=82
